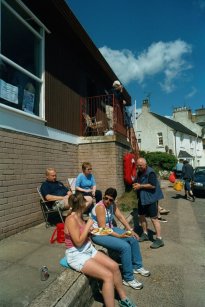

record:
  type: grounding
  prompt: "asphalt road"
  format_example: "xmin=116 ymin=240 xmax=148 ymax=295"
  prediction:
xmin=91 ymin=188 xmax=205 ymax=307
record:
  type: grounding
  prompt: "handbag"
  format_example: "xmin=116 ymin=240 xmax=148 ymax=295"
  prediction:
xmin=50 ymin=223 xmax=65 ymax=244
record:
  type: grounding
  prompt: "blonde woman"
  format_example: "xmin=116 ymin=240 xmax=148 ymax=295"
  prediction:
xmin=75 ymin=162 xmax=102 ymax=204
xmin=64 ymin=194 xmax=136 ymax=307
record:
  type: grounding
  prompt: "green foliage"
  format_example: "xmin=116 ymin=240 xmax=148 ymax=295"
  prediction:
xmin=118 ymin=189 xmax=137 ymax=211
xmin=139 ymin=151 xmax=177 ymax=173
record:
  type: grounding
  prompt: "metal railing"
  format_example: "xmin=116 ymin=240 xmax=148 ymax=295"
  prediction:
xmin=80 ymin=93 xmax=140 ymax=159
xmin=80 ymin=94 xmax=126 ymax=137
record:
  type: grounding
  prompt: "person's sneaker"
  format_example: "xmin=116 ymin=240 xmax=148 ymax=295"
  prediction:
xmin=191 ymin=195 xmax=195 ymax=202
xmin=139 ymin=233 xmax=149 ymax=242
xmin=150 ymin=238 xmax=164 ymax=249
xmin=118 ymin=297 xmax=137 ymax=307
xmin=133 ymin=267 xmax=150 ymax=277
xmin=158 ymin=217 xmax=167 ymax=223
xmin=184 ymin=195 xmax=188 ymax=199
xmin=122 ymin=279 xmax=143 ymax=290
xmin=159 ymin=208 xmax=170 ymax=215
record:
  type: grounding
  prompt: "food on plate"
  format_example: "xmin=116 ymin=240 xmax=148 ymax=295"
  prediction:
xmin=91 ymin=228 xmax=99 ymax=234
xmin=100 ymin=228 xmax=113 ymax=235
xmin=91 ymin=227 xmax=113 ymax=235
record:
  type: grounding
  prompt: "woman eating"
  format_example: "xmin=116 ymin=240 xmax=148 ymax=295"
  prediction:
xmin=90 ymin=187 xmax=150 ymax=290
xmin=64 ymin=193 xmax=136 ymax=307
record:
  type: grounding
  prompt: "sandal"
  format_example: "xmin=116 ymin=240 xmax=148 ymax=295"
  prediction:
xmin=159 ymin=208 xmax=170 ymax=215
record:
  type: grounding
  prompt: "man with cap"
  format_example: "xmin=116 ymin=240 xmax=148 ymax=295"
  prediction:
xmin=111 ymin=80 xmax=133 ymax=140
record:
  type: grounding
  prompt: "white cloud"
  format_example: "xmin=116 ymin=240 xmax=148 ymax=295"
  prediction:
xmin=185 ymin=87 xmax=197 ymax=99
xmin=99 ymin=40 xmax=192 ymax=93
xmin=198 ymin=0 xmax=205 ymax=10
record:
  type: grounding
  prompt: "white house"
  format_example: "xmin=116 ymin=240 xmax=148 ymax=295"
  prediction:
xmin=133 ymin=99 xmax=205 ymax=167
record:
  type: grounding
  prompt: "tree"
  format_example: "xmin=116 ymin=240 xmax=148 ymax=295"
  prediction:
xmin=139 ymin=151 xmax=177 ymax=173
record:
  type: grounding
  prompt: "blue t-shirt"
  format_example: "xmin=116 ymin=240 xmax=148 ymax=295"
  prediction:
xmin=75 ymin=173 xmax=96 ymax=190
xmin=40 ymin=181 xmax=69 ymax=198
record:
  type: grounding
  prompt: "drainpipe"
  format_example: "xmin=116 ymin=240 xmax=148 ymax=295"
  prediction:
xmin=173 ymin=130 xmax=177 ymax=157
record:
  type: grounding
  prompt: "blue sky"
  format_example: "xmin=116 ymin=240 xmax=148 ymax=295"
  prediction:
xmin=66 ymin=0 xmax=205 ymax=116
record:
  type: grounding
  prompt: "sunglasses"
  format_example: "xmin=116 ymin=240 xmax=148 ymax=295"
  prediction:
xmin=104 ymin=196 xmax=114 ymax=202
xmin=86 ymin=168 xmax=92 ymax=171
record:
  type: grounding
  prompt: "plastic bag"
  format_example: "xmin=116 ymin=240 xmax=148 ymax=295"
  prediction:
xmin=173 ymin=180 xmax=184 ymax=191
xmin=169 ymin=172 xmax=176 ymax=183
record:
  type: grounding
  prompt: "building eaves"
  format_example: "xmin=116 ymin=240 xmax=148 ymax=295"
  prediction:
xmin=52 ymin=0 xmax=131 ymax=104
xmin=151 ymin=112 xmax=197 ymax=137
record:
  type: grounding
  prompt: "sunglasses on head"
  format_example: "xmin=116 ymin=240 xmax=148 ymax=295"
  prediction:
xmin=104 ymin=196 xmax=114 ymax=202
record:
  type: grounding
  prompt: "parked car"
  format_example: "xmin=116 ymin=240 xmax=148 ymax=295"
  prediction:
xmin=192 ymin=167 xmax=205 ymax=196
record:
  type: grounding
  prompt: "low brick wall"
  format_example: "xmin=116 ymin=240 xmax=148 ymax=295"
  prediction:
xmin=0 ymin=129 xmax=131 ymax=239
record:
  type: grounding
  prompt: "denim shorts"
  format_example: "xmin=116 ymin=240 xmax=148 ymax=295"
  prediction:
xmin=65 ymin=241 xmax=97 ymax=271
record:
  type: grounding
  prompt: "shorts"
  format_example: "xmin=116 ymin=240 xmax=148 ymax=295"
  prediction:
xmin=53 ymin=200 xmax=66 ymax=210
xmin=184 ymin=179 xmax=191 ymax=191
xmin=65 ymin=241 xmax=97 ymax=271
xmin=138 ymin=201 xmax=158 ymax=218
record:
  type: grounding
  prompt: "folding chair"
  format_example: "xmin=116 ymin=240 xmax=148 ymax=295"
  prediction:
xmin=67 ymin=177 xmax=77 ymax=194
xmin=37 ymin=187 xmax=64 ymax=227
xmin=83 ymin=112 xmax=103 ymax=135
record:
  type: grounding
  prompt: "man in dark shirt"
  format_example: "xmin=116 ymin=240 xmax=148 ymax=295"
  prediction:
xmin=111 ymin=80 xmax=133 ymax=140
xmin=41 ymin=168 xmax=72 ymax=210
xmin=182 ymin=160 xmax=195 ymax=201
xmin=133 ymin=158 xmax=164 ymax=249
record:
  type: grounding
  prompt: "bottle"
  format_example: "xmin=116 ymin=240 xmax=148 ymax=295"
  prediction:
xmin=40 ymin=266 xmax=49 ymax=281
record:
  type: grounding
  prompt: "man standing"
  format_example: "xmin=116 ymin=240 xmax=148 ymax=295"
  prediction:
xmin=133 ymin=158 xmax=164 ymax=249
xmin=41 ymin=168 xmax=72 ymax=210
xmin=182 ymin=160 xmax=195 ymax=201
xmin=111 ymin=80 xmax=133 ymax=141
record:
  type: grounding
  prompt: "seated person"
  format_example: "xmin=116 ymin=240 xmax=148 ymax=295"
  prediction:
xmin=75 ymin=162 xmax=102 ymax=205
xmin=64 ymin=194 xmax=136 ymax=307
xmin=90 ymin=187 xmax=150 ymax=290
xmin=40 ymin=168 xmax=72 ymax=210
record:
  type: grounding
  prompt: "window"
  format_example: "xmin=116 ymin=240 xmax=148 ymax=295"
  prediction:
xmin=157 ymin=132 xmax=163 ymax=146
xmin=0 ymin=0 xmax=45 ymax=116
xmin=137 ymin=138 xmax=141 ymax=143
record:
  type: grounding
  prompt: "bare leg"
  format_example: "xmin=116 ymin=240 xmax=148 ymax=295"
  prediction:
xmin=83 ymin=195 xmax=93 ymax=208
xmin=82 ymin=257 xmax=116 ymax=307
xmin=139 ymin=215 xmax=148 ymax=234
xmin=93 ymin=251 xmax=127 ymax=300
xmin=151 ymin=217 xmax=161 ymax=238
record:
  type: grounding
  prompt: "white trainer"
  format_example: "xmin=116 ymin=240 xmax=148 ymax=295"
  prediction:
xmin=122 ymin=279 xmax=143 ymax=290
xmin=133 ymin=267 xmax=150 ymax=277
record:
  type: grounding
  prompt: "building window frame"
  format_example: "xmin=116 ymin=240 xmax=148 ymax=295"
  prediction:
xmin=0 ymin=0 xmax=49 ymax=119
xmin=157 ymin=132 xmax=164 ymax=146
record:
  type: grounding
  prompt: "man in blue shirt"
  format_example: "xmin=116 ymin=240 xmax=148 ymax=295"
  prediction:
xmin=41 ymin=168 xmax=72 ymax=210
xmin=133 ymin=158 xmax=164 ymax=249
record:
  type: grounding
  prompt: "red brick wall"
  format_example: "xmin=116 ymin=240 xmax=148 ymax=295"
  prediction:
xmin=0 ymin=129 xmax=78 ymax=240
xmin=78 ymin=136 xmax=130 ymax=196
xmin=0 ymin=130 xmax=130 ymax=239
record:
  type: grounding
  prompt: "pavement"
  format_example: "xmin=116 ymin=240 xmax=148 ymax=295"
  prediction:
xmin=1 ymin=181 xmax=205 ymax=307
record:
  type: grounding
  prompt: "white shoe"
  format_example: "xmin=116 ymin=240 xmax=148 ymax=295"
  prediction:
xmin=133 ymin=267 xmax=150 ymax=277
xmin=122 ymin=279 xmax=143 ymax=290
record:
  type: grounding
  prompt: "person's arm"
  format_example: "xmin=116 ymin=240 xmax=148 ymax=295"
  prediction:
xmin=95 ymin=205 xmax=129 ymax=239
xmin=45 ymin=194 xmax=66 ymax=202
xmin=115 ymin=206 xmax=139 ymax=239
xmin=95 ymin=205 xmax=107 ymax=228
xmin=133 ymin=173 xmax=156 ymax=191
xmin=91 ymin=175 xmax=96 ymax=196
xmin=75 ymin=174 xmax=92 ymax=193
xmin=66 ymin=216 xmax=93 ymax=247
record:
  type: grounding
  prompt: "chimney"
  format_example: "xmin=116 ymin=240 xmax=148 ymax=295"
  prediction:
xmin=142 ymin=99 xmax=150 ymax=113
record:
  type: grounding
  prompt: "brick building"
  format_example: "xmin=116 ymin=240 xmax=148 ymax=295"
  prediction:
xmin=0 ymin=0 xmax=132 ymax=239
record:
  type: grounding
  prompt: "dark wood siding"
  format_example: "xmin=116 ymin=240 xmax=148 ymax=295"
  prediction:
xmin=45 ymin=72 xmax=81 ymax=135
